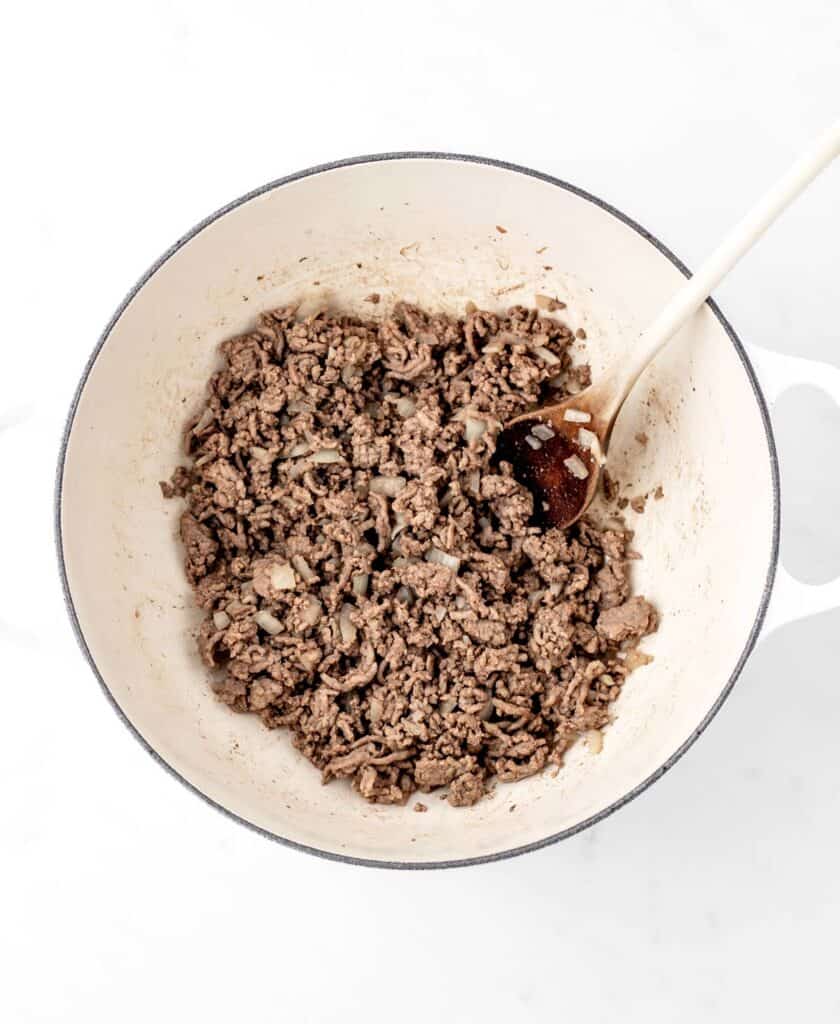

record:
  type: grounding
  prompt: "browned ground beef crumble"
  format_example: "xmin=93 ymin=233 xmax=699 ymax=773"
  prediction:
xmin=162 ymin=302 xmax=656 ymax=806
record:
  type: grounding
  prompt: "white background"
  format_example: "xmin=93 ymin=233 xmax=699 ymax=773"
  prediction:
xmin=3 ymin=1 xmax=840 ymax=1021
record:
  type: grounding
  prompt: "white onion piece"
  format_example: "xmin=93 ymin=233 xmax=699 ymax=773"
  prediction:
xmin=338 ymin=604 xmax=357 ymax=644
xmin=563 ymin=454 xmax=589 ymax=479
xmin=352 ymin=573 xmax=370 ymax=597
xmin=254 ymin=610 xmax=283 ymax=635
xmin=525 ymin=435 xmax=542 ymax=450
xmin=585 ymin=729 xmax=603 ymax=754
xmin=396 ymin=397 xmax=416 ymax=418
xmin=391 ymin=511 xmax=407 ymax=538
xmin=548 ymin=374 xmax=565 ymax=389
xmin=270 ymin=563 xmax=297 ymax=590
xmin=281 ymin=441 xmax=311 ymax=459
xmin=395 ymin=586 xmax=414 ymax=604
xmin=464 ymin=417 xmax=487 ymax=443
xmin=286 ymin=400 xmax=311 ymax=414
xmin=309 ymin=448 xmax=343 ymax=465
xmin=531 ymin=423 xmax=554 ymax=441
xmin=213 ymin=610 xmax=231 ymax=630
xmin=368 ymin=698 xmax=383 ymax=723
xmin=425 ymin=547 xmax=461 ymax=573
xmin=527 ymin=590 xmax=545 ymax=609
xmin=482 ymin=341 xmax=504 ymax=354
xmin=298 ymin=649 xmax=321 ymax=672
xmin=290 ymin=555 xmax=317 ymax=582
xmin=299 ymin=597 xmax=322 ymax=629
xmin=369 ymin=475 xmax=406 ymax=497
xmin=533 ymin=345 xmax=560 ymax=365
xmin=249 ymin=445 xmax=272 ymax=462
xmin=563 ymin=408 xmax=591 ymax=423
xmin=578 ymin=428 xmax=603 ymax=464
xmin=193 ymin=407 xmax=214 ymax=433
xmin=439 ymin=697 xmax=457 ymax=714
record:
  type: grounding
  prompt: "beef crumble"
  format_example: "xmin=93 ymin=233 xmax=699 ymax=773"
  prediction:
xmin=163 ymin=301 xmax=656 ymax=806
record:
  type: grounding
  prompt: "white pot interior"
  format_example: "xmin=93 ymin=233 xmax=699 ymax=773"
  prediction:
xmin=59 ymin=156 xmax=777 ymax=865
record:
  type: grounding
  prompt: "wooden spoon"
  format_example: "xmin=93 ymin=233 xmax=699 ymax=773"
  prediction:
xmin=496 ymin=119 xmax=840 ymax=529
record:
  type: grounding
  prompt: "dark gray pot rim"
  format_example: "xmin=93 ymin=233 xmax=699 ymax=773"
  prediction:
xmin=55 ymin=151 xmax=780 ymax=870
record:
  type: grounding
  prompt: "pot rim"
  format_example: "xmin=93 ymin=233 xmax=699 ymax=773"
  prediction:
xmin=54 ymin=151 xmax=781 ymax=870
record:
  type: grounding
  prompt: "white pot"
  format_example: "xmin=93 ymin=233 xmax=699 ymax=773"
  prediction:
xmin=56 ymin=154 xmax=840 ymax=867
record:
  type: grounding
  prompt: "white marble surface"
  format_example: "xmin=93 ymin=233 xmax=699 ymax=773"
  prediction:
xmin=3 ymin=1 xmax=840 ymax=1020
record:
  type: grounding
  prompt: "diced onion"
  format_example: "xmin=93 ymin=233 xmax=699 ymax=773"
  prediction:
xmin=298 ymin=649 xmax=321 ymax=672
xmin=395 ymin=586 xmax=414 ymax=604
xmin=483 ymin=341 xmax=504 ymax=354
xmin=213 ymin=610 xmax=231 ymax=630
xmin=193 ymin=407 xmax=214 ymax=433
xmin=425 ymin=547 xmax=461 ymax=573
xmin=290 ymin=555 xmax=317 ymax=582
xmin=341 ymin=364 xmax=360 ymax=386
xmin=535 ymin=294 xmax=563 ymax=312
xmin=299 ymin=597 xmax=322 ymax=629
xmin=396 ymin=397 xmax=416 ymax=418
xmin=531 ymin=423 xmax=555 ymax=441
xmin=309 ymin=448 xmax=343 ymax=464
xmin=391 ymin=511 xmax=407 ymax=539
xmin=525 ymin=435 xmax=542 ymax=450
xmin=352 ymin=573 xmax=370 ymax=597
xmin=270 ymin=563 xmax=297 ymax=590
xmin=533 ymin=345 xmax=560 ymax=365
xmin=338 ymin=604 xmax=358 ymax=644
xmin=369 ymin=475 xmax=406 ymax=497
xmin=249 ymin=445 xmax=272 ymax=462
xmin=464 ymin=417 xmax=487 ymax=443
xmin=281 ymin=441 xmax=311 ymax=459
xmin=286 ymin=400 xmax=311 ymax=414
xmin=563 ymin=454 xmax=589 ymax=479
xmin=563 ymin=408 xmax=591 ymax=423
xmin=585 ymin=729 xmax=603 ymax=754
xmin=368 ymin=698 xmax=383 ymax=723
xmin=254 ymin=610 xmax=283 ymax=635
xmin=578 ymin=427 xmax=603 ymax=464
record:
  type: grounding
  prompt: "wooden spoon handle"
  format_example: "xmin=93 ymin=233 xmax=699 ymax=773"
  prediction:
xmin=607 ymin=119 xmax=840 ymax=415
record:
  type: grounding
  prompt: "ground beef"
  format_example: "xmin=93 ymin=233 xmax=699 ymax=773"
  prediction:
xmin=163 ymin=301 xmax=657 ymax=806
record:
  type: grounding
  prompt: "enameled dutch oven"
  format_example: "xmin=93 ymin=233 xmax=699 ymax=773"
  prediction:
xmin=57 ymin=154 xmax=840 ymax=867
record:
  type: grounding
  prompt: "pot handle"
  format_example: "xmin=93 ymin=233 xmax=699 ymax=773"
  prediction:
xmin=747 ymin=344 xmax=840 ymax=635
